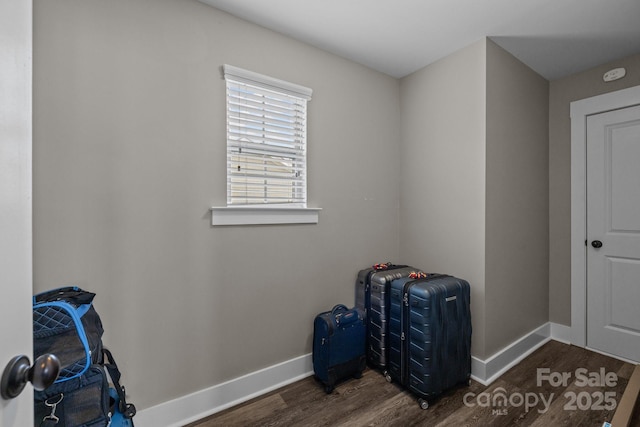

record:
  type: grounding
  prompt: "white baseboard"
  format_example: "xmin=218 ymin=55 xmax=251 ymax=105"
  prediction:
xmin=471 ymin=323 xmax=552 ymax=386
xmin=134 ymin=353 xmax=313 ymax=427
xmin=550 ymin=322 xmax=572 ymax=344
xmin=137 ymin=322 xmax=571 ymax=426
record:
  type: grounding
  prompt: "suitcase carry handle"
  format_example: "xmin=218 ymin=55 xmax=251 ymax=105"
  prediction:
xmin=372 ymin=262 xmax=409 ymax=271
xmin=331 ymin=304 xmax=349 ymax=314
xmin=331 ymin=305 xmax=360 ymax=326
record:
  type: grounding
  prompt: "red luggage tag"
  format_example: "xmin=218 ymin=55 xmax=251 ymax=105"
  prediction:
xmin=409 ymin=271 xmax=428 ymax=279
xmin=373 ymin=262 xmax=391 ymax=270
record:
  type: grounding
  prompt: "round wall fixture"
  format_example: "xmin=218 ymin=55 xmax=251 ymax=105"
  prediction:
xmin=603 ymin=68 xmax=626 ymax=82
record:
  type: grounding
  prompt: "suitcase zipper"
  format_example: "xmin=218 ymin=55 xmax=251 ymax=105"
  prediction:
xmin=401 ymin=279 xmax=417 ymax=386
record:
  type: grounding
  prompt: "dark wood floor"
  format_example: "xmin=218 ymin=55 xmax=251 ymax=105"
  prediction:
xmin=188 ymin=341 xmax=640 ymax=427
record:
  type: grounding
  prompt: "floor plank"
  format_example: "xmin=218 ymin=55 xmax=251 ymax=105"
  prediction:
xmin=187 ymin=342 xmax=638 ymax=427
xmin=204 ymin=394 xmax=288 ymax=427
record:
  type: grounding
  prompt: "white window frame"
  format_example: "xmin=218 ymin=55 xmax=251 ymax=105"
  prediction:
xmin=211 ymin=65 xmax=320 ymax=226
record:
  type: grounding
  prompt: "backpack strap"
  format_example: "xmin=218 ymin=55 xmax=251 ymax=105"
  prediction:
xmin=102 ymin=348 xmax=137 ymax=419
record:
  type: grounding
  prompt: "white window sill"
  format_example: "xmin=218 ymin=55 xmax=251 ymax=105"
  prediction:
xmin=210 ymin=206 xmax=321 ymax=226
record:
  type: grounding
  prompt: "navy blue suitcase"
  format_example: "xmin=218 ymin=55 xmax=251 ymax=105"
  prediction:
xmin=313 ymin=304 xmax=366 ymax=393
xmin=389 ymin=274 xmax=472 ymax=409
xmin=355 ymin=263 xmax=417 ymax=375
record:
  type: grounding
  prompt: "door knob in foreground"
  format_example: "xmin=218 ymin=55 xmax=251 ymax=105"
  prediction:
xmin=591 ymin=240 xmax=603 ymax=249
xmin=1 ymin=353 xmax=60 ymax=399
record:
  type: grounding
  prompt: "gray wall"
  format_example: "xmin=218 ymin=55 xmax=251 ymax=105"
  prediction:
xmin=485 ymin=40 xmax=549 ymax=356
xmin=549 ymin=53 xmax=640 ymax=325
xmin=33 ymin=0 xmax=401 ymax=410
xmin=399 ymin=39 xmax=550 ymax=359
xmin=399 ymin=40 xmax=488 ymax=357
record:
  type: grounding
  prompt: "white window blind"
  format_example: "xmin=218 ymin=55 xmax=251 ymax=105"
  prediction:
xmin=223 ymin=65 xmax=312 ymax=207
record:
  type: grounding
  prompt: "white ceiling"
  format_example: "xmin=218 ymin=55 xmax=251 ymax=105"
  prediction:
xmin=199 ymin=0 xmax=640 ymax=80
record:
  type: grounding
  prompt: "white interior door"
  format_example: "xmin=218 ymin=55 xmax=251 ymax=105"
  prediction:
xmin=586 ymin=104 xmax=640 ymax=363
xmin=0 ymin=0 xmax=34 ymax=425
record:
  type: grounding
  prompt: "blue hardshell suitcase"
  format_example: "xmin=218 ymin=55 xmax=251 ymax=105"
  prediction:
xmin=313 ymin=304 xmax=366 ymax=393
xmin=389 ymin=274 xmax=472 ymax=409
xmin=355 ymin=263 xmax=417 ymax=374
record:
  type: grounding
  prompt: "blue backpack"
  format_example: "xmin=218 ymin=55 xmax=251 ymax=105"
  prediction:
xmin=33 ymin=287 xmax=136 ymax=427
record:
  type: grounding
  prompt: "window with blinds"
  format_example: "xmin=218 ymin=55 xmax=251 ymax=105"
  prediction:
xmin=223 ymin=65 xmax=312 ymax=207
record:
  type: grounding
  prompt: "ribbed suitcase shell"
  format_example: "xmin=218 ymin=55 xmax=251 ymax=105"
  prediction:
xmin=355 ymin=265 xmax=417 ymax=370
xmin=389 ymin=275 xmax=472 ymax=404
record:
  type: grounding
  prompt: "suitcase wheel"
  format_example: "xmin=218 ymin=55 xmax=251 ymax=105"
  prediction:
xmin=324 ymin=384 xmax=334 ymax=394
xmin=418 ymin=398 xmax=429 ymax=410
xmin=383 ymin=371 xmax=392 ymax=383
xmin=353 ymin=371 xmax=363 ymax=379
